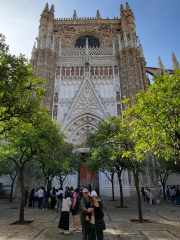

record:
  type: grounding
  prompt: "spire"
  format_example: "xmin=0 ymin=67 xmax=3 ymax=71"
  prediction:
xmin=125 ymin=2 xmax=133 ymax=17
xmin=49 ymin=4 xmax=54 ymax=19
xmin=73 ymin=10 xmax=77 ymax=20
xmin=45 ymin=3 xmax=49 ymax=11
xmin=120 ymin=4 xmax=125 ymax=18
xmin=96 ymin=10 xmax=101 ymax=19
xmin=158 ymin=56 xmax=165 ymax=75
xmin=125 ymin=2 xmax=130 ymax=10
xmin=172 ymin=52 xmax=180 ymax=69
xmin=158 ymin=56 xmax=165 ymax=70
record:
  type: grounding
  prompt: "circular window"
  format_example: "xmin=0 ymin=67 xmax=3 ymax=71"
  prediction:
xmin=75 ymin=36 xmax=100 ymax=48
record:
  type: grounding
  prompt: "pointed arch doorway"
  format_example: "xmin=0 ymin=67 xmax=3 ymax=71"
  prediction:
xmin=77 ymin=150 xmax=99 ymax=191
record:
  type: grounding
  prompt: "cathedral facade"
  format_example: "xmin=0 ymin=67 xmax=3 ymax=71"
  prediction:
xmin=29 ymin=2 xmax=178 ymax=196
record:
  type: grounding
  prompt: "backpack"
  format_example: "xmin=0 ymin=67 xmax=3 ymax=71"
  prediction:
xmin=57 ymin=193 xmax=63 ymax=200
xmin=74 ymin=192 xmax=81 ymax=206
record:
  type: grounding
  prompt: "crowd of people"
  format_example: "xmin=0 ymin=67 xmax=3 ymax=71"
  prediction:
xmin=166 ymin=185 xmax=180 ymax=205
xmin=141 ymin=186 xmax=153 ymax=204
xmin=141 ymin=185 xmax=180 ymax=205
xmin=24 ymin=186 xmax=105 ymax=239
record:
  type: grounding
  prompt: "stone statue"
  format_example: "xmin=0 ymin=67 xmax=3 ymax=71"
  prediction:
xmin=109 ymin=67 xmax=113 ymax=75
xmin=76 ymin=67 xmax=79 ymax=76
xmin=104 ymin=67 xmax=108 ymax=75
xmin=117 ymin=104 xmax=121 ymax=116
xmin=100 ymin=67 xmax=103 ymax=75
xmin=54 ymin=93 xmax=58 ymax=102
xmin=53 ymin=105 xmax=58 ymax=116
xmin=114 ymin=67 xmax=118 ymax=74
xmin=62 ymin=68 xmax=65 ymax=76
xmin=71 ymin=68 xmax=74 ymax=76
xmin=66 ymin=68 xmax=70 ymax=76
xmin=95 ymin=67 xmax=98 ymax=75
xmin=56 ymin=67 xmax=60 ymax=76
xmin=116 ymin=92 xmax=120 ymax=102
xmin=91 ymin=68 xmax=94 ymax=75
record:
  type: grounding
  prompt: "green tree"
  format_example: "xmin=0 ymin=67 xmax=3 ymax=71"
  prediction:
xmin=153 ymin=157 xmax=180 ymax=200
xmin=86 ymin=147 xmax=116 ymax=201
xmin=0 ymin=110 xmax=64 ymax=224
xmin=86 ymin=117 xmax=129 ymax=205
xmin=0 ymin=33 xmax=45 ymax=134
xmin=0 ymin=158 xmax=19 ymax=202
xmin=124 ymin=70 xmax=180 ymax=164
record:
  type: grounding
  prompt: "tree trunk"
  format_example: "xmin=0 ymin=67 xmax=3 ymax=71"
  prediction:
xmin=117 ymin=168 xmax=123 ymax=207
xmin=111 ymin=173 xmax=115 ymax=201
xmin=133 ymin=171 xmax=143 ymax=223
xmin=162 ymin=183 xmax=166 ymax=200
xmin=19 ymin=168 xmax=25 ymax=224
xmin=47 ymin=179 xmax=52 ymax=190
xmin=10 ymin=179 xmax=15 ymax=203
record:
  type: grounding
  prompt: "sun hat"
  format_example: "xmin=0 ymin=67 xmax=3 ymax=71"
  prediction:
xmin=91 ymin=191 xmax=97 ymax=197
xmin=83 ymin=188 xmax=89 ymax=193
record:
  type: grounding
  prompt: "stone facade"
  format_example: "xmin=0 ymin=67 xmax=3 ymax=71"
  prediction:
xmin=27 ymin=2 xmax=180 ymax=197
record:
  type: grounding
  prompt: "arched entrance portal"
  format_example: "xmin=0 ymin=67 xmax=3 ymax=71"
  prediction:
xmin=62 ymin=112 xmax=103 ymax=191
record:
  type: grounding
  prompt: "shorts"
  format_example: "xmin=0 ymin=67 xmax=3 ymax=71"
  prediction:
xmin=72 ymin=206 xmax=79 ymax=216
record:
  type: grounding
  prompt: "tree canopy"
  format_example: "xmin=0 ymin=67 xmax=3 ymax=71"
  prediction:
xmin=0 ymin=33 xmax=46 ymax=134
xmin=124 ymin=70 xmax=180 ymax=164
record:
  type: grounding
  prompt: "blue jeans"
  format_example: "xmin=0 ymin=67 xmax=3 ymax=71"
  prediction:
xmin=58 ymin=199 xmax=62 ymax=210
xmin=43 ymin=199 xmax=48 ymax=209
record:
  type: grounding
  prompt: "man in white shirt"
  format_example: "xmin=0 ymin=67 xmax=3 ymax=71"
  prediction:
xmin=37 ymin=187 xmax=44 ymax=208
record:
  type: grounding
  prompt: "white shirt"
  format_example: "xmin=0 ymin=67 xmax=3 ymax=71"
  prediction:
xmin=37 ymin=189 xmax=44 ymax=198
xmin=62 ymin=197 xmax=72 ymax=212
xmin=57 ymin=190 xmax=63 ymax=195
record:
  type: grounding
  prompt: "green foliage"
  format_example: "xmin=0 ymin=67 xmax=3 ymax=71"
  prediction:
xmin=124 ymin=70 xmax=180 ymax=164
xmin=0 ymin=33 xmax=46 ymax=135
xmin=154 ymin=157 xmax=180 ymax=176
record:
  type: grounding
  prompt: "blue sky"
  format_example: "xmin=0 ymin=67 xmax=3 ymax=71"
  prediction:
xmin=0 ymin=0 xmax=179 ymax=70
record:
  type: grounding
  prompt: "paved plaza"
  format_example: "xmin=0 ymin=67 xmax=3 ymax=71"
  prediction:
xmin=0 ymin=197 xmax=180 ymax=240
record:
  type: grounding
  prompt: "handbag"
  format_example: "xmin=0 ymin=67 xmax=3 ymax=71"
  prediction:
xmin=48 ymin=197 xmax=51 ymax=203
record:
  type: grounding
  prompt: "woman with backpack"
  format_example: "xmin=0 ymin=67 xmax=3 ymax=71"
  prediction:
xmin=58 ymin=192 xmax=72 ymax=234
xmin=70 ymin=187 xmax=79 ymax=231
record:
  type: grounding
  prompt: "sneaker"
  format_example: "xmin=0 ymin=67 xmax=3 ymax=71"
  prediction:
xmin=59 ymin=229 xmax=63 ymax=233
xmin=64 ymin=231 xmax=70 ymax=234
xmin=43 ymin=208 xmax=45 ymax=210
xmin=72 ymin=229 xmax=77 ymax=232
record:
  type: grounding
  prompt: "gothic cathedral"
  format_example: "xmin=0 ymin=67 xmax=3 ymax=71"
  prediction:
xmin=30 ymin=3 xmax=179 ymax=196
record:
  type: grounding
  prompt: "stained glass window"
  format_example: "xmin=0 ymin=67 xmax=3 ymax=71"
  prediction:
xmin=75 ymin=36 xmax=100 ymax=48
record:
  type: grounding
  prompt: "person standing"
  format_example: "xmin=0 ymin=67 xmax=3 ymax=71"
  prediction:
xmin=34 ymin=189 xmax=38 ymax=207
xmin=65 ymin=186 xmax=69 ymax=199
xmin=80 ymin=188 xmax=93 ymax=240
xmin=29 ymin=188 xmax=35 ymax=208
xmin=57 ymin=187 xmax=63 ymax=210
xmin=86 ymin=191 xmax=106 ymax=240
xmin=37 ymin=186 xmax=44 ymax=208
xmin=43 ymin=189 xmax=51 ymax=210
xmin=58 ymin=192 xmax=72 ymax=234
xmin=51 ymin=187 xmax=57 ymax=209
xmin=70 ymin=187 xmax=79 ymax=231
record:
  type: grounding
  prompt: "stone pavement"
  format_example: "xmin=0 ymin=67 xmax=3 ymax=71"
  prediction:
xmin=0 ymin=197 xmax=180 ymax=240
